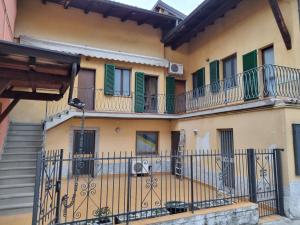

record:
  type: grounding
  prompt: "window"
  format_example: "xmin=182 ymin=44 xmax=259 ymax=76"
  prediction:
xmin=223 ymin=55 xmax=237 ymax=89
xmin=114 ymin=68 xmax=130 ymax=96
xmin=136 ymin=132 xmax=158 ymax=155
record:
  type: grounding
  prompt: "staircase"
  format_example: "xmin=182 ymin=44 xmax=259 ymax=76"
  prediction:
xmin=0 ymin=122 xmax=43 ymax=215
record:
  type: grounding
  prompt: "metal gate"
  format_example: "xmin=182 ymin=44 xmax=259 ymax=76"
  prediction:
xmin=32 ymin=148 xmax=284 ymax=225
xmin=32 ymin=150 xmax=63 ymax=225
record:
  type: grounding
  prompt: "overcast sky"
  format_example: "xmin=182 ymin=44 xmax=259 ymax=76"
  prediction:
xmin=111 ymin=0 xmax=204 ymax=15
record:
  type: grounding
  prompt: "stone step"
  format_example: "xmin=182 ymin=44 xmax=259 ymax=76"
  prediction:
xmin=1 ymin=152 xmax=39 ymax=160
xmin=0 ymin=160 xmax=37 ymax=168
xmin=8 ymin=130 xmax=43 ymax=136
xmin=0 ymin=175 xmax=35 ymax=185
xmin=7 ymin=135 xmax=43 ymax=142
xmin=5 ymin=141 xmax=42 ymax=148
xmin=0 ymin=167 xmax=36 ymax=176
xmin=0 ymin=192 xmax=34 ymax=206
xmin=0 ymin=202 xmax=33 ymax=215
xmin=4 ymin=146 xmax=41 ymax=153
xmin=9 ymin=123 xmax=42 ymax=131
xmin=0 ymin=183 xmax=35 ymax=195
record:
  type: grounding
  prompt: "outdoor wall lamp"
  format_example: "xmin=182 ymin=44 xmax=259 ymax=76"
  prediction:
xmin=69 ymin=98 xmax=85 ymax=109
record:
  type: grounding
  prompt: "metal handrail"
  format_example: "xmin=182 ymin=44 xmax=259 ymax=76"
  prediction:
xmin=46 ymin=65 xmax=300 ymax=118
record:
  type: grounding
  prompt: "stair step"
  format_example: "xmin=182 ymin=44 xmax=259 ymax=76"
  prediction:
xmin=0 ymin=175 xmax=35 ymax=185
xmin=9 ymin=123 xmax=42 ymax=131
xmin=5 ymin=141 xmax=42 ymax=148
xmin=2 ymin=152 xmax=38 ymax=160
xmin=4 ymin=146 xmax=41 ymax=153
xmin=0 ymin=202 xmax=33 ymax=215
xmin=0 ymin=167 xmax=36 ymax=176
xmin=0 ymin=160 xmax=37 ymax=168
xmin=0 ymin=183 xmax=35 ymax=195
xmin=0 ymin=192 xmax=34 ymax=206
xmin=8 ymin=130 xmax=43 ymax=136
xmin=7 ymin=135 xmax=43 ymax=142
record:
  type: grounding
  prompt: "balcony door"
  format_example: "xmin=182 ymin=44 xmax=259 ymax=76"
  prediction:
xmin=262 ymin=46 xmax=275 ymax=96
xmin=78 ymin=69 xmax=95 ymax=111
xmin=243 ymin=50 xmax=258 ymax=100
xmin=144 ymin=75 xmax=158 ymax=113
xmin=175 ymin=80 xmax=186 ymax=113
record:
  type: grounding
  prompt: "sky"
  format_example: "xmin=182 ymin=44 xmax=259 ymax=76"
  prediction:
xmin=111 ymin=0 xmax=204 ymax=15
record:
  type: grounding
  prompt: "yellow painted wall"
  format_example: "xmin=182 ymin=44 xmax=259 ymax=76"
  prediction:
xmin=45 ymin=118 xmax=171 ymax=157
xmin=167 ymin=105 xmax=300 ymax=184
xmin=183 ymin=0 xmax=300 ymax=90
xmin=14 ymin=0 xmax=164 ymax=58
xmin=282 ymin=107 xmax=300 ymax=182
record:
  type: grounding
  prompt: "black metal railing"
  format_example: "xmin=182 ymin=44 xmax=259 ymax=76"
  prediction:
xmin=32 ymin=148 xmax=284 ymax=225
xmin=46 ymin=65 xmax=300 ymax=118
xmin=179 ymin=65 xmax=300 ymax=113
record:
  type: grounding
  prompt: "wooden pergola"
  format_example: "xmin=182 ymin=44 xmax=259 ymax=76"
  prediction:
xmin=0 ymin=40 xmax=80 ymax=122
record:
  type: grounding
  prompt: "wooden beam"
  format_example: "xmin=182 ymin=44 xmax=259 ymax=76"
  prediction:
xmin=1 ymin=91 xmax=63 ymax=101
xmin=103 ymin=7 xmax=113 ymax=18
xmin=137 ymin=18 xmax=148 ymax=25
xmin=0 ymin=98 xmax=19 ymax=123
xmin=0 ymin=57 xmax=69 ymax=75
xmin=268 ymin=0 xmax=292 ymax=50
xmin=0 ymin=68 xmax=69 ymax=84
xmin=0 ymin=79 xmax=11 ymax=95
xmin=64 ymin=0 xmax=72 ymax=9
xmin=0 ymin=41 xmax=80 ymax=64
xmin=121 ymin=12 xmax=133 ymax=22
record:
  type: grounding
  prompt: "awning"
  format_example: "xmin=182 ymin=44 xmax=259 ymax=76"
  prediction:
xmin=0 ymin=40 xmax=80 ymax=122
xmin=20 ymin=36 xmax=169 ymax=68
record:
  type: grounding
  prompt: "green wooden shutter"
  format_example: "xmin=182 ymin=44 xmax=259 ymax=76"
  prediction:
xmin=197 ymin=68 xmax=205 ymax=96
xmin=135 ymin=72 xmax=145 ymax=113
xmin=210 ymin=60 xmax=220 ymax=93
xmin=243 ymin=50 xmax=258 ymax=100
xmin=104 ymin=64 xmax=115 ymax=95
xmin=166 ymin=77 xmax=175 ymax=114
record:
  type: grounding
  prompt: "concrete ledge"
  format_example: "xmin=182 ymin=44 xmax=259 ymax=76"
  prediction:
xmin=131 ymin=203 xmax=259 ymax=225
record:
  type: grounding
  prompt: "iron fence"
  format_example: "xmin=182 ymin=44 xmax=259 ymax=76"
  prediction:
xmin=32 ymin=148 xmax=284 ymax=225
xmin=46 ymin=65 xmax=300 ymax=119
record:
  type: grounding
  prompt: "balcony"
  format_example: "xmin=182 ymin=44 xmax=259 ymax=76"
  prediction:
xmin=46 ymin=65 xmax=300 ymax=120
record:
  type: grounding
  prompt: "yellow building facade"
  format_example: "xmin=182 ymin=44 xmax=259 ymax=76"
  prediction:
xmin=8 ymin=0 xmax=300 ymax=219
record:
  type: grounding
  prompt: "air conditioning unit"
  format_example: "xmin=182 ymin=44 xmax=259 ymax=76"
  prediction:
xmin=132 ymin=159 xmax=149 ymax=175
xmin=169 ymin=62 xmax=184 ymax=75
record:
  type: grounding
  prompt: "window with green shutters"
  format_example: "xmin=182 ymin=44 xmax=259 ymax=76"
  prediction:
xmin=166 ymin=77 xmax=175 ymax=114
xmin=243 ymin=50 xmax=258 ymax=100
xmin=104 ymin=64 xmax=115 ymax=95
xmin=192 ymin=68 xmax=205 ymax=97
xmin=210 ymin=60 xmax=220 ymax=93
xmin=135 ymin=72 xmax=145 ymax=113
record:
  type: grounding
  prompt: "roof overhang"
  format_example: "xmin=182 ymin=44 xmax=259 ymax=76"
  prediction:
xmin=0 ymin=40 xmax=80 ymax=122
xmin=162 ymin=0 xmax=243 ymax=49
xmin=42 ymin=0 xmax=177 ymax=31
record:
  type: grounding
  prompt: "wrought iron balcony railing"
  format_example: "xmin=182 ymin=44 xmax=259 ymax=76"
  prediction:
xmin=46 ymin=65 xmax=300 ymax=119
